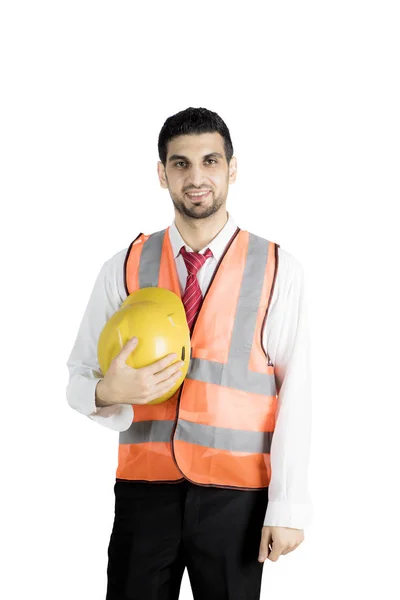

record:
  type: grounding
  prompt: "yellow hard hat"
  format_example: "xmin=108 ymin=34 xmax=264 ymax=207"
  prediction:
xmin=97 ymin=287 xmax=190 ymax=405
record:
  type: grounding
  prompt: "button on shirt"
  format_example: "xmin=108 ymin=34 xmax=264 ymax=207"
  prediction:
xmin=65 ymin=212 xmax=313 ymax=529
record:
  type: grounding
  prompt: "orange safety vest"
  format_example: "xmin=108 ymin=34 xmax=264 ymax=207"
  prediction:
xmin=116 ymin=225 xmax=280 ymax=490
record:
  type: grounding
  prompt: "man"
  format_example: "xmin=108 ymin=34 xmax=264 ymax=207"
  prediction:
xmin=66 ymin=106 xmax=313 ymax=599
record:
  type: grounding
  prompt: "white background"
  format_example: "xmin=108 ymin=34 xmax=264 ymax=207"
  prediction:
xmin=1 ymin=1 xmax=399 ymax=598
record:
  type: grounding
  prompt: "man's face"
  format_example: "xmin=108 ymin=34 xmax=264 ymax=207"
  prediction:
xmin=157 ymin=132 xmax=237 ymax=220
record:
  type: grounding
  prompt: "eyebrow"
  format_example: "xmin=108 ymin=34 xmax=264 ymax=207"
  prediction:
xmin=168 ymin=152 xmax=223 ymax=163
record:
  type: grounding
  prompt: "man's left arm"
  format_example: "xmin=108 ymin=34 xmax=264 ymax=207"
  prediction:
xmin=258 ymin=249 xmax=313 ymax=561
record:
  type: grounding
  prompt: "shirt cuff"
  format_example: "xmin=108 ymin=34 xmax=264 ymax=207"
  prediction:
xmin=263 ymin=499 xmax=313 ymax=529
xmin=89 ymin=403 xmax=134 ymax=432
xmin=83 ymin=378 xmax=134 ymax=432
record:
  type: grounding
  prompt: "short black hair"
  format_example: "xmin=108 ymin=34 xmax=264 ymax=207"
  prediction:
xmin=158 ymin=107 xmax=234 ymax=167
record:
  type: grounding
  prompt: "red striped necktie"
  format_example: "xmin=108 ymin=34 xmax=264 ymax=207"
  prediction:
xmin=179 ymin=245 xmax=213 ymax=331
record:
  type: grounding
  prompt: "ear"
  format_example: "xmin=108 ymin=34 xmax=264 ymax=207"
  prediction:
xmin=157 ymin=161 xmax=168 ymax=189
xmin=228 ymin=156 xmax=237 ymax=184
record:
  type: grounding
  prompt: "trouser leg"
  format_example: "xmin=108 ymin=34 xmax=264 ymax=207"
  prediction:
xmin=183 ymin=482 xmax=269 ymax=600
xmin=106 ymin=480 xmax=188 ymax=600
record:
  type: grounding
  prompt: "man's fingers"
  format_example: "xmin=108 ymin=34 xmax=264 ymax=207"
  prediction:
xmin=115 ymin=338 xmax=177 ymax=370
xmin=149 ymin=353 xmax=179 ymax=375
xmin=267 ymin=543 xmax=283 ymax=562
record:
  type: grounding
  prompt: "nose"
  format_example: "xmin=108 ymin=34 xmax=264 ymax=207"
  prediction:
xmin=186 ymin=165 xmax=207 ymax=188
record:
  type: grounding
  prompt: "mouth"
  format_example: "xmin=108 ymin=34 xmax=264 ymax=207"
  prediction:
xmin=185 ymin=190 xmax=211 ymax=201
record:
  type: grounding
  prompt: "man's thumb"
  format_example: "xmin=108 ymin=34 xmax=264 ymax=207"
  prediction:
xmin=258 ymin=527 xmax=271 ymax=562
xmin=116 ymin=336 xmax=138 ymax=362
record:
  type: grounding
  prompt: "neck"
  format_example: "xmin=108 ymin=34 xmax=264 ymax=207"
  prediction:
xmin=174 ymin=209 xmax=229 ymax=252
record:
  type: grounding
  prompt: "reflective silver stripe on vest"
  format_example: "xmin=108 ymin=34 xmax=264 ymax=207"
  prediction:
xmin=119 ymin=419 xmax=273 ymax=454
xmin=120 ymin=228 xmax=277 ymax=449
xmin=120 ymin=419 xmax=174 ymax=444
xmin=139 ymin=229 xmax=165 ymax=287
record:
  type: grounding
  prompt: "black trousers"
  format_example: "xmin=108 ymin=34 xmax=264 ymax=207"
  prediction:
xmin=106 ymin=478 xmax=269 ymax=600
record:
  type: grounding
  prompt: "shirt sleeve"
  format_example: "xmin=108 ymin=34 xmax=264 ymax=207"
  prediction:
xmin=262 ymin=247 xmax=313 ymax=529
xmin=65 ymin=251 xmax=134 ymax=432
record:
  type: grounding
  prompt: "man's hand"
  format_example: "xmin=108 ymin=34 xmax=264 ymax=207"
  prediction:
xmin=95 ymin=337 xmax=183 ymax=407
xmin=258 ymin=526 xmax=304 ymax=562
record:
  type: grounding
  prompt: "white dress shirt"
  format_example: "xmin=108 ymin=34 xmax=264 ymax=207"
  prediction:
xmin=66 ymin=212 xmax=313 ymax=529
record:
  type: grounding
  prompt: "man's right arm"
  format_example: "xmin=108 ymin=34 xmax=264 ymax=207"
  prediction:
xmin=65 ymin=250 xmax=134 ymax=432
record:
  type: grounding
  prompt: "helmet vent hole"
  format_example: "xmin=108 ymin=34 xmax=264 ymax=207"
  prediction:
xmin=181 ymin=346 xmax=185 ymax=361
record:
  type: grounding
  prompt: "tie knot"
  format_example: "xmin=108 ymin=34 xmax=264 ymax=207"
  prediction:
xmin=179 ymin=245 xmax=213 ymax=275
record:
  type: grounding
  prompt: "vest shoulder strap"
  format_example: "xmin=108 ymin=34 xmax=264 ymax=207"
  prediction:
xmin=123 ymin=232 xmax=143 ymax=296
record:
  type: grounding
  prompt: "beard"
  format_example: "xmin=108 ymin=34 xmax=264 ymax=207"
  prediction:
xmin=170 ymin=190 xmax=225 ymax=220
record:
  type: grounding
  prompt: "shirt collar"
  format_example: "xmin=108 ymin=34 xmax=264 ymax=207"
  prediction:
xmin=168 ymin=211 xmax=239 ymax=262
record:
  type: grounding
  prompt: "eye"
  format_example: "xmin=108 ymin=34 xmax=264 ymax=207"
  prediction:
xmin=174 ymin=159 xmax=217 ymax=167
